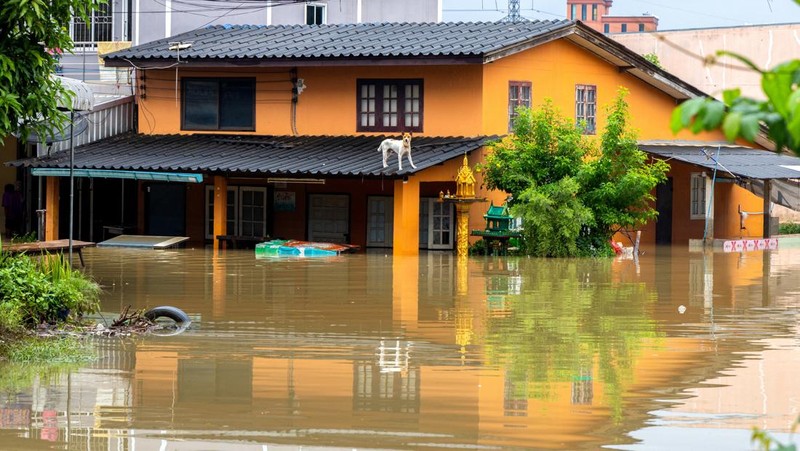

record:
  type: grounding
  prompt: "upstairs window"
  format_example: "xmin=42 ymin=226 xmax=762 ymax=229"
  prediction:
xmin=621 ymin=23 xmax=628 ymax=32
xmin=570 ymin=4 xmax=577 ymax=20
xmin=357 ymin=79 xmax=423 ymax=132
xmin=508 ymin=81 xmax=531 ymax=132
xmin=639 ymin=23 xmax=645 ymax=32
xmin=71 ymin=2 xmax=113 ymax=47
xmin=604 ymin=23 xmax=610 ymax=33
xmin=306 ymin=3 xmax=326 ymax=25
xmin=581 ymin=4 xmax=587 ymax=20
xmin=592 ymin=5 xmax=598 ymax=21
xmin=182 ymin=78 xmax=256 ymax=131
xmin=575 ymin=84 xmax=596 ymax=135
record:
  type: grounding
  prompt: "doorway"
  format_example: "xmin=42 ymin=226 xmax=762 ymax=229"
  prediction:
xmin=146 ymin=183 xmax=186 ymax=236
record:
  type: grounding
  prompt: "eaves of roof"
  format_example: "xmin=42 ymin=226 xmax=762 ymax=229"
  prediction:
xmin=639 ymin=140 xmax=800 ymax=180
xmin=8 ymin=133 xmax=496 ymax=178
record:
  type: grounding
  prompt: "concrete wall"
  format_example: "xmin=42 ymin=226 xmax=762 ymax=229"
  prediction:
xmin=610 ymin=23 xmax=800 ymax=100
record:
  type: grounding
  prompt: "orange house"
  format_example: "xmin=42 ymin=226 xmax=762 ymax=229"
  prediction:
xmin=15 ymin=20 xmax=794 ymax=253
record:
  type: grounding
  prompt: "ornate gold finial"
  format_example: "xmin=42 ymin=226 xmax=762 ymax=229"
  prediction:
xmin=455 ymin=154 xmax=476 ymax=199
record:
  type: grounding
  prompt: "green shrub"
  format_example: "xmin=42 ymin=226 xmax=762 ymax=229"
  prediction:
xmin=0 ymin=254 xmax=100 ymax=328
xmin=779 ymin=223 xmax=800 ymax=235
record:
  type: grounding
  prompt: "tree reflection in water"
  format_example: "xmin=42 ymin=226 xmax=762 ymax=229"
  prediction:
xmin=480 ymin=258 xmax=661 ymax=421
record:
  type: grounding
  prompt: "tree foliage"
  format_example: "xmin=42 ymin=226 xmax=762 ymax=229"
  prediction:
xmin=672 ymin=0 xmax=800 ymax=155
xmin=0 ymin=0 xmax=101 ymax=142
xmin=483 ymin=89 xmax=668 ymax=257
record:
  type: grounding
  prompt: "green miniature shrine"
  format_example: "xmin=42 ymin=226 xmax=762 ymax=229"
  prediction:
xmin=471 ymin=201 xmax=521 ymax=255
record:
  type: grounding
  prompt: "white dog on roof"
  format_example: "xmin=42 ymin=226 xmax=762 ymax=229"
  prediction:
xmin=378 ymin=132 xmax=416 ymax=170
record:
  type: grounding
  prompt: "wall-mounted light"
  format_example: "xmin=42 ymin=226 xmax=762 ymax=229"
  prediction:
xmin=267 ymin=177 xmax=325 ymax=185
xmin=402 ymin=176 xmax=409 ymax=184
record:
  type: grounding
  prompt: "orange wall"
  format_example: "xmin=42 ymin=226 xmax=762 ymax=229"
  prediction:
xmin=135 ymin=38 xmax=767 ymax=247
xmin=138 ymin=65 xmax=483 ymax=137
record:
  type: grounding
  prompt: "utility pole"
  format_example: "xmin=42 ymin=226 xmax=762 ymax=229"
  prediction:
xmin=503 ymin=0 xmax=523 ymax=22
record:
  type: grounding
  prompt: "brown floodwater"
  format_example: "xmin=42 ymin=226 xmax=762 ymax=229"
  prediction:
xmin=1 ymin=245 xmax=800 ymax=450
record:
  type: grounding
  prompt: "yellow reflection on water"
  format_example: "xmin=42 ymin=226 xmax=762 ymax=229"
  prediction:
xmin=2 ymin=247 xmax=800 ymax=449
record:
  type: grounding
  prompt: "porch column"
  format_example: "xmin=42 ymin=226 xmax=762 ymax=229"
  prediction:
xmin=213 ymin=175 xmax=228 ymax=250
xmin=392 ymin=178 xmax=420 ymax=256
xmin=763 ymin=180 xmax=771 ymax=238
xmin=45 ymin=176 xmax=59 ymax=241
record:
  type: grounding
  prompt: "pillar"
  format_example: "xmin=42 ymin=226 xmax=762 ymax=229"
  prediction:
xmin=392 ymin=178 xmax=420 ymax=256
xmin=763 ymin=180 xmax=771 ymax=238
xmin=213 ymin=175 xmax=228 ymax=250
xmin=45 ymin=177 xmax=59 ymax=241
xmin=455 ymin=203 xmax=471 ymax=257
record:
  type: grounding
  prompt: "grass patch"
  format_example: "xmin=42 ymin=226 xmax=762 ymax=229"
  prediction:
xmin=6 ymin=336 xmax=93 ymax=364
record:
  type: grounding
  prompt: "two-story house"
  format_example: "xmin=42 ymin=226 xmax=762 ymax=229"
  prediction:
xmin=16 ymin=20 xmax=800 ymax=254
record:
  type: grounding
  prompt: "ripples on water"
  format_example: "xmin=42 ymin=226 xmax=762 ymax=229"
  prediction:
xmin=1 ymin=246 xmax=800 ymax=450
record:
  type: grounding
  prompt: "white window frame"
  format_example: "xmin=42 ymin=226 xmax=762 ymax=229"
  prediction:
xmin=205 ymin=186 xmax=268 ymax=239
xmin=419 ymin=198 xmax=454 ymax=250
xmin=366 ymin=196 xmax=393 ymax=248
xmin=575 ymin=84 xmax=597 ymax=135
xmin=70 ymin=2 xmax=113 ymax=48
xmin=239 ymin=187 xmax=268 ymax=238
xmin=690 ymin=173 xmax=711 ymax=220
xmin=508 ymin=81 xmax=532 ymax=132
xmin=305 ymin=3 xmax=327 ymax=25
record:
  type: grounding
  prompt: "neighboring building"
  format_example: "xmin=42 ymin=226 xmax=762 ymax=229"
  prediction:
xmin=60 ymin=0 xmax=442 ymax=83
xmin=14 ymin=20 xmax=798 ymax=253
xmin=610 ymin=23 xmax=800 ymax=101
xmin=611 ymin=23 xmax=800 ymax=224
xmin=566 ymin=0 xmax=658 ymax=33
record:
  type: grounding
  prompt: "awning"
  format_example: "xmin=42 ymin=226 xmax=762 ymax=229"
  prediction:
xmin=639 ymin=140 xmax=800 ymax=181
xmin=31 ymin=168 xmax=203 ymax=183
xmin=54 ymin=75 xmax=95 ymax=111
xmin=9 ymin=133 xmax=496 ymax=177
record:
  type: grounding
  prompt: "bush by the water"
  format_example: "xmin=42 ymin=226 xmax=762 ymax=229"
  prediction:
xmin=0 ymin=253 xmax=100 ymax=333
xmin=779 ymin=223 xmax=800 ymax=235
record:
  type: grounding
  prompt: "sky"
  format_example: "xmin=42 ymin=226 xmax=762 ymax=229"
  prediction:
xmin=442 ymin=0 xmax=800 ymax=30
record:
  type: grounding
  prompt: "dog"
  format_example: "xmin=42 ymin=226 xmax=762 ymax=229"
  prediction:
xmin=378 ymin=132 xmax=416 ymax=170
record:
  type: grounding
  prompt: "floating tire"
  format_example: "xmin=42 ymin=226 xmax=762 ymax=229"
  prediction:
xmin=144 ymin=306 xmax=191 ymax=327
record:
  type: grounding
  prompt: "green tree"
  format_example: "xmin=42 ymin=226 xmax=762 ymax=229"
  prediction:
xmin=581 ymin=90 xmax=669 ymax=240
xmin=483 ymin=89 xmax=668 ymax=257
xmin=0 ymin=0 xmax=101 ymax=142
xmin=670 ymin=0 xmax=800 ymax=155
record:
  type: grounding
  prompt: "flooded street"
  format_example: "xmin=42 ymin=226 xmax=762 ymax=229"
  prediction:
xmin=1 ymin=246 xmax=800 ymax=450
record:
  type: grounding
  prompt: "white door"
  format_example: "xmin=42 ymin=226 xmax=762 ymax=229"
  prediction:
xmin=367 ymin=196 xmax=393 ymax=248
xmin=308 ymin=194 xmax=350 ymax=243
xmin=420 ymin=198 xmax=454 ymax=250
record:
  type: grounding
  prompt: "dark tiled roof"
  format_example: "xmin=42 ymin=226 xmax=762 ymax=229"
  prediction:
xmin=639 ymin=141 xmax=800 ymax=180
xmin=10 ymin=133 xmax=494 ymax=177
xmin=104 ymin=20 xmax=573 ymax=62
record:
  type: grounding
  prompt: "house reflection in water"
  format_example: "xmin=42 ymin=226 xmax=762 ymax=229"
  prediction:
xmin=2 ymin=248 xmax=800 ymax=449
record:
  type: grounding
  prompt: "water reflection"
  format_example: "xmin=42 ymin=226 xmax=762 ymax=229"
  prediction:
xmin=1 ymin=247 xmax=799 ymax=449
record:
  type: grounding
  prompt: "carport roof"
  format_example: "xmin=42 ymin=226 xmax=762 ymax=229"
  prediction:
xmin=8 ymin=133 xmax=495 ymax=178
xmin=639 ymin=141 xmax=800 ymax=180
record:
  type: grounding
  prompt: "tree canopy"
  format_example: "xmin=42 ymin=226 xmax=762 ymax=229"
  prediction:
xmin=482 ymin=89 xmax=668 ymax=257
xmin=0 ymin=0 xmax=101 ymax=142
